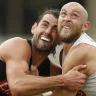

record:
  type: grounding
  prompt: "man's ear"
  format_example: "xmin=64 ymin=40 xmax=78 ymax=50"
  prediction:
xmin=31 ymin=22 xmax=38 ymax=34
xmin=82 ymin=21 xmax=90 ymax=32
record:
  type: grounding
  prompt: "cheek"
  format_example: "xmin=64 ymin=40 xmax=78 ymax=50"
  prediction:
xmin=36 ymin=28 xmax=43 ymax=35
xmin=58 ymin=16 xmax=63 ymax=23
xmin=74 ymin=23 xmax=83 ymax=31
xmin=73 ymin=20 xmax=83 ymax=27
xmin=58 ymin=19 xmax=62 ymax=25
xmin=58 ymin=18 xmax=63 ymax=30
xmin=71 ymin=21 xmax=79 ymax=30
xmin=52 ymin=33 xmax=58 ymax=41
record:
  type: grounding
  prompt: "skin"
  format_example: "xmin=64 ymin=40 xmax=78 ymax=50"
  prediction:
xmin=0 ymin=14 xmax=59 ymax=96
xmin=44 ymin=2 xmax=96 ymax=96
xmin=58 ymin=2 xmax=89 ymax=44
xmin=0 ymin=13 xmax=87 ymax=96
xmin=32 ymin=14 xmax=59 ymax=52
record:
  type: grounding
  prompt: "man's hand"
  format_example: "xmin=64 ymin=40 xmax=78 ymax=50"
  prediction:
xmin=63 ymin=65 xmax=87 ymax=91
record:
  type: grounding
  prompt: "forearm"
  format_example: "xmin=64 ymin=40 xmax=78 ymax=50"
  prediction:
xmin=10 ymin=75 xmax=66 ymax=96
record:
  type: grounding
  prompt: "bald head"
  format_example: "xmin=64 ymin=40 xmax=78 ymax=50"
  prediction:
xmin=58 ymin=2 xmax=90 ymax=43
xmin=61 ymin=2 xmax=88 ymax=21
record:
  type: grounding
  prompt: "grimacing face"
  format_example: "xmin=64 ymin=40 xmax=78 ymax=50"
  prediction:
xmin=32 ymin=14 xmax=58 ymax=51
xmin=58 ymin=2 xmax=88 ymax=43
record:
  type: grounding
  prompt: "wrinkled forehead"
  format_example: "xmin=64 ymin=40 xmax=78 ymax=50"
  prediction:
xmin=60 ymin=2 xmax=88 ymax=20
xmin=40 ymin=14 xmax=58 ymax=26
xmin=61 ymin=2 xmax=84 ymax=13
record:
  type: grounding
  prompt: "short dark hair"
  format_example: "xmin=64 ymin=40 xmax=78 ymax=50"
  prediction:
xmin=36 ymin=8 xmax=60 ymax=56
xmin=36 ymin=8 xmax=60 ymax=23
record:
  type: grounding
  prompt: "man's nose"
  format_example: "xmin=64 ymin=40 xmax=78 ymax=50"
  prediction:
xmin=63 ymin=15 xmax=71 ymax=22
xmin=45 ymin=28 xmax=52 ymax=35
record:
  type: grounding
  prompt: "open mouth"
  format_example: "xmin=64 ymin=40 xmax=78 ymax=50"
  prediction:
xmin=63 ymin=25 xmax=71 ymax=29
xmin=40 ymin=36 xmax=50 ymax=42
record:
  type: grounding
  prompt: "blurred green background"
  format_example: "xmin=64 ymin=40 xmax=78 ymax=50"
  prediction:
xmin=0 ymin=0 xmax=96 ymax=43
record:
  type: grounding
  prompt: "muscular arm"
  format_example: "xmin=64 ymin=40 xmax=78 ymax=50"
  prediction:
xmin=0 ymin=38 xmax=88 ymax=96
xmin=1 ymin=37 xmax=76 ymax=96
xmin=0 ymin=37 xmax=63 ymax=96
xmin=60 ymin=44 xmax=96 ymax=96
xmin=45 ymin=44 xmax=88 ymax=96
xmin=6 ymin=59 xmax=63 ymax=96
xmin=60 ymin=45 xmax=86 ymax=96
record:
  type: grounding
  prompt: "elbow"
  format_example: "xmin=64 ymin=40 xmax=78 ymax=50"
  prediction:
xmin=9 ymin=79 xmax=38 ymax=96
xmin=9 ymin=80 xmax=25 ymax=96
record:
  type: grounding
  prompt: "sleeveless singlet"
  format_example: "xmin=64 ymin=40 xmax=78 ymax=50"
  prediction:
xmin=61 ymin=33 xmax=96 ymax=96
xmin=72 ymin=33 xmax=96 ymax=96
xmin=0 ymin=39 xmax=50 ymax=96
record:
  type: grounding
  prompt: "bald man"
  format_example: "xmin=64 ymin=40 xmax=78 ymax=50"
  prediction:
xmin=44 ymin=2 xmax=96 ymax=96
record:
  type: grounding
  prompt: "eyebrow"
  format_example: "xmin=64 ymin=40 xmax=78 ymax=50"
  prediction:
xmin=72 ymin=10 xmax=81 ymax=15
xmin=60 ymin=9 xmax=66 ymax=13
xmin=42 ymin=20 xmax=49 ymax=24
xmin=42 ymin=20 xmax=57 ymax=27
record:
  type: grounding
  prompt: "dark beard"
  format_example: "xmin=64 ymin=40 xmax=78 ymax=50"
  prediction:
xmin=33 ymin=43 xmax=56 ymax=55
xmin=61 ymin=33 xmax=80 ymax=43
xmin=33 ymin=44 xmax=50 ymax=52
xmin=32 ymin=38 xmax=56 ymax=53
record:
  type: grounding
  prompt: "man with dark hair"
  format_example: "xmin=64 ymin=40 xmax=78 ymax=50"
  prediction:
xmin=0 ymin=9 xmax=87 ymax=96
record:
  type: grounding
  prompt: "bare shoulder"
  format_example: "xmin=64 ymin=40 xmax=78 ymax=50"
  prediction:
xmin=63 ymin=43 xmax=91 ymax=73
xmin=63 ymin=43 xmax=96 ymax=74
xmin=67 ymin=43 xmax=96 ymax=63
xmin=0 ymin=37 xmax=31 ymax=62
xmin=70 ymin=43 xmax=96 ymax=56
xmin=67 ymin=43 xmax=88 ymax=60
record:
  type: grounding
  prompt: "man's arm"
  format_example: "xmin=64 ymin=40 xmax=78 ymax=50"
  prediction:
xmin=43 ymin=45 xmax=88 ymax=96
xmin=50 ymin=61 xmax=62 ymax=76
xmin=53 ymin=45 xmax=88 ymax=96
xmin=8 ymin=60 xmax=87 ymax=96
xmin=38 ymin=65 xmax=87 ymax=96
xmin=6 ymin=59 xmax=64 ymax=96
xmin=1 ymin=38 xmax=63 ymax=96
xmin=0 ymin=38 xmax=87 ymax=96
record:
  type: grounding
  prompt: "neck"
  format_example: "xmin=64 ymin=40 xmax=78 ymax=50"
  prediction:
xmin=63 ymin=32 xmax=84 ymax=54
xmin=63 ymin=42 xmax=74 ymax=55
xmin=32 ymin=47 xmax=50 ymax=67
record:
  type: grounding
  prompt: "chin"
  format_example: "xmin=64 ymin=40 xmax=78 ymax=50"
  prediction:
xmin=37 ymin=46 xmax=49 ymax=51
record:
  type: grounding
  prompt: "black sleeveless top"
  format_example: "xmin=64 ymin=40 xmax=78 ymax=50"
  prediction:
xmin=0 ymin=40 xmax=50 ymax=96
xmin=27 ymin=40 xmax=50 ymax=76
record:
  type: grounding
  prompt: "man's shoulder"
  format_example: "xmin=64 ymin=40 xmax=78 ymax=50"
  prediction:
xmin=72 ymin=43 xmax=96 ymax=53
xmin=0 ymin=37 xmax=27 ymax=49
xmin=68 ymin=44 xmax=88 ymax=60
xmin=0 ymin=37 xmax=31 ymax=60
xmin=69 ymin=43 xmax=96 ymax=61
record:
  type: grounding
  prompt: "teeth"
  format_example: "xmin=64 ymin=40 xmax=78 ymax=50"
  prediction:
xmin=41 ymin=37 xmax=50 ymax=42
xmin=64 ymin=26 xmax=70 ymax=29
